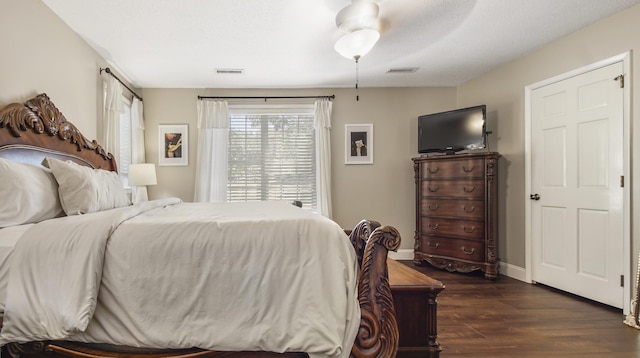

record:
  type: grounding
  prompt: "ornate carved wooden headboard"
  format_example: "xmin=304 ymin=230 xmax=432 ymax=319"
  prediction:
xmin=0 ymin=93 xmax=117 ymax=171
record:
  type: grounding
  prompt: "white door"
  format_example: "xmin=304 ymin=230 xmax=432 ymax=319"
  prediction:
xmin=530 ymin=62 xmax=624 ymax=308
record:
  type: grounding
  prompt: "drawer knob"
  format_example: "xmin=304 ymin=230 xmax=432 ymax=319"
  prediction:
xmin=428 ymin=204 xmax=440 ymax=211
xmin=428 ymin=186 xmax=440 ymax=192
xmin=427 ymin=242 xmax=439 ymax=249
xmin=463 ymin=186 xmax=476 ymax=193
xmin=462 ymin=166 xmax=475 ymax=172
xmin=462 ymin=225 xmax=476 ymax=233
xmin=428 ymin=167 xmax=440 ymax=174
xmin=461 ymin=246 xmax=476 ymax=255
xmin=428 ymin=223 xmax=439 ymax=230
xmin=463 ymin=205 xmax=475 ymax=213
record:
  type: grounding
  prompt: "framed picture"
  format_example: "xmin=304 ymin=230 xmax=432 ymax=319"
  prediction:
xmin=158 ymin=124 xmax=188 ymax=166
xmin=345 ymin=124 xmax=373 ymax=165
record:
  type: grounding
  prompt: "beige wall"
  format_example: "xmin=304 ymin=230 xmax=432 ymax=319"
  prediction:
xmin=144 ymin=87 xmax=457 ymax=251
xmin=0 ymin=0 xmax=134 ymax=141
xmin=457 ymin=3 xmax=640 ymax=269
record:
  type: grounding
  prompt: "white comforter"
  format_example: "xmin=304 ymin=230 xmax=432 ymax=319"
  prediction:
xmin=0 ymin=199 xmax=360 ymax=358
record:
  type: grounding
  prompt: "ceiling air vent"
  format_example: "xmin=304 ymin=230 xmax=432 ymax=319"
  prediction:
xmin=215 ymin=68 xmax=244 ymax=74
xmin=386 ymin=67 xmax=419 ymax=74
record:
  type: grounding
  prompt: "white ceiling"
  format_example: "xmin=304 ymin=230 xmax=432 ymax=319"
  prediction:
xmin=43 ymin=0 xmax=639 ymax=89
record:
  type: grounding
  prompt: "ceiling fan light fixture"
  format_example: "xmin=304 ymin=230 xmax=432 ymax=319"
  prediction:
xmin=334 ymin=0 xmax=381 ymax=59
xmin=334 ymin=0 xmax=381 ymax=101
xmin=334 ymin=28 xmax=380 ymax=60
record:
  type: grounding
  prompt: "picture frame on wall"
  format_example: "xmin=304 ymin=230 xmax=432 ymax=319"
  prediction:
xmin=158 ymin=124 xmax=188 ymax=166
xmin=345 ymin=124 xmax=373 ymax=165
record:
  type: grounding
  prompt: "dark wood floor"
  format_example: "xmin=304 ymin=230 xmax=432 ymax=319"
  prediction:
xmin=398 ymin=261 xmax=640 ymax=357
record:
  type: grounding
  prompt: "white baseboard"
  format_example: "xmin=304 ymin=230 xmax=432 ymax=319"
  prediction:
xmin=389 ymin=249 xmax=414 ymax=261
xmin=499 ymin=262 xmax=527 ymax=282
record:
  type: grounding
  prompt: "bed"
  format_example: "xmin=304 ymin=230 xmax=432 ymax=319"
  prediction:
xmin=0 ymin=93 xmax=401 ymax=358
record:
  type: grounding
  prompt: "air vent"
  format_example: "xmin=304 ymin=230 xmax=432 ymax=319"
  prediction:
xmin=215 ymin=68 xmax=244 ymax=74
xmin=386 ymin=67 xmax=419 ymax=74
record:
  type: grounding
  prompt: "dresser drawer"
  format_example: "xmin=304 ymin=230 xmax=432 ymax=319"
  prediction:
xmin=420 ymin=198 xmax=485 ymax=219
xmin=420 ymin=179 xmax=485 ymax=198
xmin=420 ymin=217 xmax=485 ymax=240
xmin=420 ymin=236 xmax=485 ymax=262
xmin=420 ymin=158 xmax=485 ymax=179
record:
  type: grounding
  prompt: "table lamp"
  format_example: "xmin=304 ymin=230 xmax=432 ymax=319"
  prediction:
xmin=128 ymin=163 xmax=157 ymax=204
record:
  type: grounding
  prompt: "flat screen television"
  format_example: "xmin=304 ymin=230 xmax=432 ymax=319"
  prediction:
xmin=418 ymin=104 xmax=486 ymax=154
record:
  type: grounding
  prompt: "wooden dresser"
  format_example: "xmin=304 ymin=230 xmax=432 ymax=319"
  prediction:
xmin=412 ymin=152 xmax=500 ymax=279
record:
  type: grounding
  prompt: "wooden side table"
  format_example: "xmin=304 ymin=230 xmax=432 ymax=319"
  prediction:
xmin=388 ymin=259 xmax=445 ymax=358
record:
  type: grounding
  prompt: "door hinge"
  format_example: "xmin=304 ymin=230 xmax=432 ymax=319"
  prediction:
xmin=621 ymin=275 xmax=624 ymax=287
xmin=621 ymin=175 xmax=624 ymax=188
xmin=614 ymin=74 xmax=625 ymax=88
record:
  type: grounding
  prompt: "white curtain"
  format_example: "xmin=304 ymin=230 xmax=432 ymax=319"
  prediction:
xmin=103 ymin=75 xmax=124 ymax=157
xmin=131 ymin=97 xmax=147 ymax=203
xmin=131 ymin=98 xmax=145 ymax=163
xmin=315 ymin=98 xmax=333 ymax=218
xmin=194 ymin=100 xmax=229 ymax=203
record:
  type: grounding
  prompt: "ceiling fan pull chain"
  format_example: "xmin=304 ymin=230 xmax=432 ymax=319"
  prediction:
xmin=355 ymin=55 xmax=360 ymax=101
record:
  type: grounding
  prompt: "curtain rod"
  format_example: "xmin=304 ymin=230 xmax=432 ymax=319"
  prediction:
xmin=198 ymin=95 xmax=334 ymax=101
xmin=99 ymin=67 xmax=143 ymax=101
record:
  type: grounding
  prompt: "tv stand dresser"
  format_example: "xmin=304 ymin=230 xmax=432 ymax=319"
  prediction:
xmin=412 ymin=152 xmax=500 ymax=280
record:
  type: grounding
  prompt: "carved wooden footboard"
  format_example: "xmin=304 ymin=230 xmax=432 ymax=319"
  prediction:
xmin=0 ymin=94 xmax=401 ymax=358
xmin=348 ymin=220 xmax=401 ymax=358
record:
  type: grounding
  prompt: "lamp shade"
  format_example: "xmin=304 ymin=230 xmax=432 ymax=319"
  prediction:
xmin=128 ymin=163 xmax=157 ymax=186
xmin=334 ymin=28 xmax=380 ymax=59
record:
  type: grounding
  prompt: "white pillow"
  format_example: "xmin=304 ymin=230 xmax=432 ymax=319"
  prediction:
xmin=43 ymin=157 xmax=131 ymax=215
xmin=0 ymin=158 xmax=64 ymax=228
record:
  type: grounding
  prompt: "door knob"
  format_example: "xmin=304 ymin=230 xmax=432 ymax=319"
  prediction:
xmin=530 ymin=194 xmax=540 ymax=200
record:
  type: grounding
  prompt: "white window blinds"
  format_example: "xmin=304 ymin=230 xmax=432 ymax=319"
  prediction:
xmin=228 ymin=106 xmax=316 ymax=209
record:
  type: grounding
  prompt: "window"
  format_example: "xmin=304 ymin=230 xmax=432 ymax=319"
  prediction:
xmin=228 ymin=105 xmax=316 ymax=209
